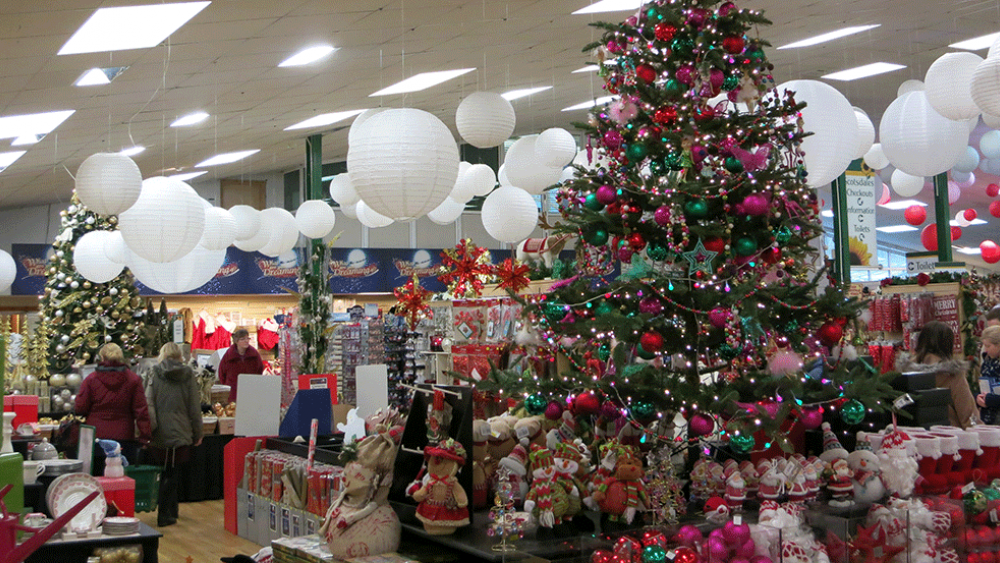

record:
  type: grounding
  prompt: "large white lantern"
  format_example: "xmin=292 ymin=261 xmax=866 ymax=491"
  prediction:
xmin=233 ymin=214 xmax=272 ymax=252
xmin=128 ymin=245 xmax=226 ymax=294
xmin=498 ymin=164 xmax=513 ymax=187
xmin=200 ymin=207 xmax=237 ymax=250
xmin=347 ymin=108 xmax=460 ymax=221
xmin=119 ymin=176 xmax=205 ymax=263
xmin=0 ymin=250 xmax=15 ymax=293
xmin=897 ymin=79 xmax=924 ymax=97
xmin=348 ymin=108 xmax=390 ymax=147
xmin=451 ymin=163 xmax=497 ymax=202
xmin=925 ymin=52 xmax=983 ymax=121
xmin=774 ymin=80 xmax=858 ymax=187
xmin=296 ymin=200 xmax=336 ymax=239
xmin=863 ymin=143 xmax=890 ymax=170
xmin=229 ymin=205 xmax=261 ymax=241
xmin=455 ymin=92 xmax=516 ymax=149
xmin=74 ymin=153 xmax=143 ymax=216
xmin=258 ymin=208 xmax=300 ymax=257
xmin=982 ymin=130 xmax=1000 ymax=159
xmin=427 ymin=197 xmax=465 ymax=225
xmin=954 ymin=147 xmax=981 ymax=174
xmin=103 ymin=231 xmax=128 ymax=264
xmin=853 ymin=109 xmax=876 ymax=160
xmin=879 ymin=91 xmax=970 ymax=177
xmin=340 ymin=202 xmax=358 ymax=220
xmin=536 ymin=128 xmax=577 ymax=168
xmin=328 ymin=173 xmax=360 ymax=207
xmin=890 ymin=169 xmax=925 ymax=197
xmin=504 ymin=135 xmax=564 ymax=195
xmin=356 ymin=201 xmax=394 ymax=228
xmin=73 ymin=231 xmax=124 ymax=283
xmin=481 ymin=186 xmax=538 ymax=243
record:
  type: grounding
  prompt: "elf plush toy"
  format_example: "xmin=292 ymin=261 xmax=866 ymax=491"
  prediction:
xmin=592 ymin=450 xmax=648 ymax=525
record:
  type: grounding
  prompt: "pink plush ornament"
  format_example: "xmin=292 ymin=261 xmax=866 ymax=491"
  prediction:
xmin=767 ymin=350 xmax=803 ymax=377
xmin=708 ymin=308 xmax=729 ymax=329
xmin=654 ymin=205 xmax=671 ymax=226
xmin=608 ymin=99 xmax=639 ymax=125
xmin=799 ymin=407 xmax=823 ymax=430
xmin=675 ymin=524 xmax=704 ymax=547
xmin=596 ymin=185 xmax=617 ymax=205
xmin=742 ymin=194 xmax=769 ymax=216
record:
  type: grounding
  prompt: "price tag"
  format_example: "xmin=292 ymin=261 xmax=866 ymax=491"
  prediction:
xmin=893 ymin=393 xmax=914 ymax=409
xmin=991 ymin=509 xmax=998 ymax=524
xmin=963 ymin=482 xmax=975 ymax=494
xmin=667 ymin=551 xmax=676 ymax=561
xmin=734 ymin=515 xmax=743 ymax=525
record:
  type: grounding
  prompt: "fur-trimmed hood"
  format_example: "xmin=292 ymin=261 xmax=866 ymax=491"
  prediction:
xmin=895 ymin=353 xmax=968 ymax=375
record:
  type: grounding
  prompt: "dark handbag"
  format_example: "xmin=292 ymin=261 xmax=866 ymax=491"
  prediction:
xmin=51 ymin=416 xmax=82 ymax=453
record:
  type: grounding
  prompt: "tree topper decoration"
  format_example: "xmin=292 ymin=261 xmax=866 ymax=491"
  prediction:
xmin=438 ymin=239 xmax=495 ymax=299
xmin=394 ymin=275 xmax=434 ymax=330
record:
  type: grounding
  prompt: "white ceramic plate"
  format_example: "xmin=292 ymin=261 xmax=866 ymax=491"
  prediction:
xmin=47 ymin=473 xmax=107 ymax=533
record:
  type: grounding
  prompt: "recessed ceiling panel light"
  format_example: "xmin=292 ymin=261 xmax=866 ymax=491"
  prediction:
xmin=11 ymin=135 xmax=42 ymax=146
xmin=0 ymin=151 xmax=27 ymax=172
xmin=168 ymin=171 xmax=208 ymax=181
xmin=284 ymin=109 xmax=366 ymax=131
xmin=59 ymin=2 xmax=210 ymax=55
xmin=950 ymin=218 xmax=988 ymax=226
xmin=573 ymin=0 xmax=644 ymax=15
xmin=879 ymin=199 xmax=927 ymax=210
xmin=875 ymin=225 xmax=918 ymax=233
xmin=196 ymin=149 xmax=259 ymax=167
xmin=950 ymin=32 xmax=1000 ymax=51
xmin=369 ymin=68 xmax=476 ymax=96
xmin=572 ymin=66 xmax=600 ymax=74
xmin=955 ymin=246 xmax=983 ymax=255
xmin=820 ymin=210 xmax=834 ymax=218
xmin=778 ymin=24 xmax=880 ymax=50
xmin=279 ymin=45 xmax=337 ymax=67
xmin=0 ymin=110 xmax=75 ymax=140
xmin=562 ymin=96 xmax=617 ymax=112
xmin=823 ymin=62 xmax=905 ymax=81
xmin=74 ymin=66 xmax=128 ymax=87
xmin=502 ymin=86 xmax=552 ymax=101
xmin=170 ymin=111 xmax=209 ymax=127
xmin=120 ymin=146 xmax=145 ymax=157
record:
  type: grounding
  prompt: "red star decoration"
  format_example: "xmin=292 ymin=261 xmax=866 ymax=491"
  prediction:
xmin=438 ymin=239 xmax=495 ymax=298
xmin=848 ymin=523 xmax=904 ymax=563
xmin=394 ymin=275 xmax=433 ymax=330
xmin=495 ymin=258 xmax=531 ymax=293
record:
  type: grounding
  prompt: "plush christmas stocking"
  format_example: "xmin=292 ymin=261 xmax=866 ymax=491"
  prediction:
xmin=972 ymin=427 xmax=1000 ymax=483
xmin=913 ymin=435 xmax=944 ymax=495
xmin=929 ymin=433 xmax=962 ymax=489
xmin=953 ymin=430 xmax=980 ymax=484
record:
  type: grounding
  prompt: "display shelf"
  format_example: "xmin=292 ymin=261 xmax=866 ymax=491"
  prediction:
xmin=265 ymin=436 xmax=343 ymax=466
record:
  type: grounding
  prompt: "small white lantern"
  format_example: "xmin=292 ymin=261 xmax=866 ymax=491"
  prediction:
xmin=73 ymin=230 xmax=125 ymax=283
xmin=955 ymin=210 xmax=973 ymax=228
xmin=103 ymin=231 xmax=128 ymax=265
xmin=925 ymin=52 xmax=983 ymax=121
xmin=328 ymin=173 xmax=360 ymax=207
xmin=340 ymin=202 xmax=358 ymax=220
xmin=897 ymin=79 xmax=924 ymax=97
xmin=119 ymin=176 xmax=206 ymax=263
xmin=455 ymin=92 xmax=516 ymax=149
xmin=863 ymin=143 xmax=890 ymax=170
xmin=233 ymin=214 xmax=272 ymax=252
xmin=890 ymin=169 xmax=925 ymax=197
xmin=480 ymin=186 xmax=538 ymax=243
xmin=498 ymin=164 xmax=513 ymax=187
xmin=0 ymin=250 xmax=15 ymax=293
xmin=954 ymin=146 xmax=981 ymax=173
xmin=972 ymin=57 xmax=1000 ymax=117
xmin=879 ymin=91 xmax=970 ymax=177
xmin=128 ymin=245 xmax=226 ymax=294
xmin=773 ymin=80 xmax=859 ymax=187
xmin=451 ymin=163 xmax=497 ymax=202
xmin=427 ymin=197 xmax=465 ymax=225
xmin=356 ymin=201 xmax=394 ymax=228
xmin=504 ymin=135 xmax=564 ymax=195
xmin=296 ymin=200 xmax=336 ymax=239
xmin=200 ymin=207 xmax=237 ymax=250
xmin=229 ymin=205 xmax=261 ymax=241
xmin=536 ymin=128 xmax=577 ymax=168
xmin=258 ymin=208 xmax=300 ymax=257
xmin=982 ymin=130 xmax=1000 ymax=160
xmin=853 ymin=109 xmax=876 ymax=160
xmin=74 ymin=153 xmax=143 ymax=216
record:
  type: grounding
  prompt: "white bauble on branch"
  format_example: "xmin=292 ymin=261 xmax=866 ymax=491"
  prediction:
xmin=200 ymin=207 xmax=237 ymax=250
xmin=74 ymin=153 xmax=143 ymax=216
xmin=427 ymin=197 xmax=465 ymax=225
xmin=773 ymin=80 xmax=858 ymax=187
xmin=897 ymin=79 xmax=924 ymax=97
xmin=119 ymin=176 xmax=205 ymax=263
xmin=536 ymin=128 xmax=577 ymax=168
xmin=925 ymin=52 xmax=983 ymax=121
xmin=853 ymin=109 xmax=876 ymax=160
xmin=504 ymin=135 xmax=564 ymax=195
xmin=982 ymin=130 xmax=1000 ymax=160
xmin=128 ymin=245 xmax=226 ymax=294
xmin=347 ymin=108 xmax=460 ymax=221
xmin=233 ymin=213 xmax=272 ymax=252
xmin=296 ymin=200 xmax=336 ymax=239
xmin=863 ymin=143 xmax=890 ymax=170
xmin=451 ymin=163 xmax=496 ymax=202
xmin=73 ymin=231 xmax=124 ymax=284
xmin=890 ymin=169 xmax=925 ymax=197
xmin=879 ymin=91 xmax=970 ymax=176
xmin=348 ymin=108 xmax=390 ymax=147
xmin=954 ymin=146 xmax=981 ymax=173
xmin=229 ymin=205 xmax=261 ymax=241
xmin=103 ymin=231 xmax=128 ymax=265
xmin=328 ymin=173 xmax=360 ymax=207
xmin=0 ymin=250 xmax=15 ymax=293
xmin=480 ymin=186 xmax=538 ymax=243
xmin=258 ymin=208 xmax=300 ymax=257
xmin=455 ymin=92 xmax=516 ymax=149
xmin=356 ymin=201 xmax=394 ymax=228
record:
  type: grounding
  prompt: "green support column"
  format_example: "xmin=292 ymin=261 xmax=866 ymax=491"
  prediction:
xmin=932 ymin=172 xmax=952 ymax=263
xmin=305 ymin=134 xmax=324 ymax=277
xmin=830 ymin=174 xmax=850 ymax=284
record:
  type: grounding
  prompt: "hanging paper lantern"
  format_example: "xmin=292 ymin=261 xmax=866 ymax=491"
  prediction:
xmin=73 ymin=231 xmax=124 ymax=283
xmin=455 ymin=92 xmax=516 ymax=149
xmin=536 ymin=127 xmax=577 ymax=168
xmin=921 ymin=224 xmax=939 ymax=251
xmin=295 ymin=200 xmax=336 ymax=239
xmin=952 ymin=170 xmax=974 ymax=185
xmin=200 ymin=207 xmax=237 ymax=250
xmin=481 ymin=186 xmax=538 ymax=243
xmin=954 ymin=146 xmax=981 ymax=173
xmin=949 ymin=181 xmax=962 ymax=204
xmin=504 ymin=135 xmax=564 ymax=195
xmin=863 ymin=143 xmax=890 ymax=170
xmin=450 ymin=163 xmax=497 ymax=202
xmin=348 ymin=108 xmax=460 ymax=220
xmin=258 ymin=208 xmax=300 ymax=257
xmin=128 ymin=244 xmax=226 ymax=294
xmin=982 ymin=131 xmax=1000 ymax=160
xmin=772 ymin=80 xmax=858 ymax=187
xmin=891 ymin=169 xmax=925 ymax=197
xmin=880 ymin=91 xmax=970 ymax=177
xmin=340 ymin=201 xmax=358 ymax=220
xmin=119 ymin=176 xmax=205 ymax=263
xmin=74 ymin=153 xmax=143 ymax=216
xmin=103 ymin=231 xmax=128 ymax=265
xmin=427 ymin=197 xmax=465 ymax=225
xmin=904 ymin=205 xmax=927 ymax=226
xmin=229 ymin=205 xmax=261 ymax=241
xmin=0 ymin=250 xmax=15 ymax=293
xmin=897 ymin=79 xmax=924 ymax=97
xmin=347 ymin=108 xmax=390 ymax=147
xmin=972 ymin=57 xmax=1000 ymax=117
xmin=356 ymin=200 xmax=394 ymax=229
xmin=985 ymin=113 xmax=1000 ymax=130
xmin=328 ymin=173 xmax=360 ymax=207
xmin=924 ymin=52 xmax=983 ymax=121
xmin=853 ymin=108 xmax=876 ymax=160
xmin=840 ymin=399 xmax=866 ymax=425
xmin=233 ymin=213 xmax=272 ymax=252
xmin=981 ymin=240 xmax=1000 ymax=264
xmin=878 ymin=183 xmax=891 ymax=205
xmin=955 ymin=210 xmax=972 ymax=228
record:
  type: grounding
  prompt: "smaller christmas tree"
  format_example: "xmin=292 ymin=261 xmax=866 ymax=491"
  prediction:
xmin=644 ymin=446 xmax=685 ymax=525
xmin=488 ymin=467 xmax=524 ymax=553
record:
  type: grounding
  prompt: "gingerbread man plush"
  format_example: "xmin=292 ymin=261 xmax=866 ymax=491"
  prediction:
xmin=410 ymin=438 xmax=470 ymax=535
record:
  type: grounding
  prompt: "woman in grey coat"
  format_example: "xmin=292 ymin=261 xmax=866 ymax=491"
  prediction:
xmin=146 ymin=342 xmax=203 ymax=526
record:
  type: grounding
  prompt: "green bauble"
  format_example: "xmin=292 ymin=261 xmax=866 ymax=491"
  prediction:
xmin=636 ymin=342 xmax=656 ymax=360
xmin=643 ymin=546 xmax=667 ymax=563
xmin=626 ymin=142 xmax=648 ymax=161
xmin=775 ymin=226 xmax=793 ymax=244
xmin=840 ymin=399 xmax=866 ymax=425
xmin=545 ymin=300 xmax=567 ymax=321
xmin=632 ymin=401 xmax=657 ymax=422
xmin=664 ymin=79 xmax=683 ymax=98
xmin=584 ymin=194 xmax=605 ymax=211
xmin=723 ymin=75 xmax=739 ymax=91
xmin=524 ymin=393 xmax=547 ymax=416
xmin=649 ymin=160 xmax=666 ymax=175
xmin=646 ymin=242 xmax=669 ymax=261
xmin=725 ymin=157 xmax=744 ymax=174
xmin=684 ymin=199 xmax=709 ymax=219
xmin=665 ymin=151 xmax=683 ymax=170
xmin=671 ymin=37 xmax=694 ymax=53
xmin=983 ymin=487 xmax=1000 ymax=501
xmin=735 ymin=236 xmax=757 ymax=256
xmin=595 ymin=301 xmax=614 ymax=317
xmin=719 ymin=343 xmax=739 ymax=360
xmin=597 ymin=342 xmax=612 ymax=361
xmin=964 ymin=489 xmax=988 ymax=515
xmin=586 ymin=228 xmax=609 ymax=246
xmin=747 ymin=47 xmax=765 ymax=61
xmin=730 ymin=433 xmax=755 ymax=454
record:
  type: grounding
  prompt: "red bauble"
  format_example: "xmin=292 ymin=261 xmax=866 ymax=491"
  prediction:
xmin=917 ymin=273 xmax=930 ymax=286
xmin=988 ymin=183 xmax=1000 ymax=197
xmin=964 ymin=208 xmax=978 ymax=221
xmin=653 ymin=106 xmax=678 ymax=124
xmin=614 ymin=536 xmax=642 ymax=561
xmin=636 ymin=63 xmax=657 ymax=84
xmin=574 ymin=391 xmax=601 ymax=416
xmin=703 ymin=237 xmax=727 ymax=253
xmin=606 ymin=202 xmax=622 ymax=216
xmin=982 ymin=240 xmax=1000 ymax=264
xmin=694 ymin=105 xmax=716 ymax=122
xmin=951 ymin=226 xmax=962 ymax=241
xmin=654 ymin=23 xmax=677 ymax=42
xmin=628 ymin=232 xmax=646 ymax=250
xmin=762 ymin=246 xmax=782 ymax=264
xmin=592 ymin=550 xmax=614 ymax=563
xmin=640 ymin=331 xmax=664 ymax=352
xmin=991 ymin=200 xmax=1000 ymax=218
xmin=674 ymin=547 xmax=699 ymax=563
xmin=904 ymin=205 xmax=926 ymax=226
xmin=545 ymin=401 xmax=564 ymax=421
xmin=816 ymin=322 xmax=843 ymax=347
xmin=722 ymin=35 xmax=745 ymax=54
xmin=921 ymin=224 xmax=938 ymax=251
xmin=642 ymin=530 xmax=668 ymax=549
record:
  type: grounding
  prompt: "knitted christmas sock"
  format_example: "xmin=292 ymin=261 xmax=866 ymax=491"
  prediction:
xmin=914 ymin=435 xmax=944 ymax=495
xmin=971 ymin=427 xmax=1000 ymax=485
xmin=930 ymin=433 xmax=962 ymax=489
xmin=954 ymin=431 xmax=980 ymax=484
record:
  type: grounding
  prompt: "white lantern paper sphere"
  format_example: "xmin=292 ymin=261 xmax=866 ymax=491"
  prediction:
xmin=458 ymin=161 xmax=472 ymax=178
xmin=233 ymin=214 xmax=272 ymax=252
xmin=258 ymin=208 xmax=300 ymax=257
xmin=897 ymin=79 xmax=924 ymax=97
xmin=74 ymin=153 xmax=143 ymax=216
xmin=504 ymin=135 xmax=564 ymax=195
xmin=295 ymin=200 xmax=336 ymax=239
xmin=340 ymin=202 xmax=358 ymax=220
xmin=968 ymin=116 xmax=981 ymax=133
xmin=200 ymin=207 xmax=237 ymax=250
xmin=982 ymin=130 xmax=1000 ymax=159
xmin=128 ymin=245 xmax=226 ymax=294
xmin=427 ymin=197 xmax=465 ymax=225
xmin=103 ymin=231 xmax=128 ymax=265
xmin=958 ymin=171 xmax=977 ymax=188
xmin=774 ymin=80 xmax=858 ymax=187
xmin=954 ymin=146 xmax=981 ymax=173
xmin=863 ymin=143 xmax=890 ymax=170
xmin=890 ymin=169 xmax=925 ymax=197
xmin=498 ymin=164 xmax=513 ymax=187
xmin=536 ymin=128 xmax=577 ymax=168
xmin=480 ymin=186 xmax=538 ymax=243
xmin=229 ymin=205 xmax=261 ymax=241
xmin=348 ymin=108 xmax=390 ymax=147
xmin=879 ymin=91 xmax=970 ymax=177
xmin=0 ymin=250 xmax=15 ymax=293
xmin=451 ymin=163 xmax=497 ymax=202
xmin=989 ymin=36 xmax=1000 ymax=59
xmin=955 ymin=210 xmax=973 ymax=228
xmin=328 ymin=173 xmax=360 ymax=207
xmin=949 ymin=181 xmax=962 ymax=204
xmin=347 ymin=108 xmax=460 ymax=221
xmin=984 ymin=113 xmax=1000 ymax=129
xmin=925 ymin=52 xmax=983 ymax=121
xmin=952 ymin=170 xmax=973 ymax=184
xmin=73 ymin=231 xmax=124 ymax=284
xmin=119 ymin=176 xmax=205 ymax=263
xmin=972 ymin=55 xmax=1000 ymax=116
xmin=455 ymin=92 xmax=516 ymax=149
xmin=356 ymin=201 xmax=394 ymax=228
xmin=853 ymin=109 xmax=876 ymax=160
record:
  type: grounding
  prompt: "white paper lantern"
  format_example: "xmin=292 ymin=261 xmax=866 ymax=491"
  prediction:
xmin=74 ymin=153 xmax=143 ymax=216
xmin=955 ymin=210 xmax=973 ymax=228
xmin=879 ymin=165 xmax=896 ymax=186
xmin=103 ymin=231 xmax=128 ymax=264
xmin=348 ymin=108 xmax=390 ymax=146
xmin=328 ymin=173 xmax=360 ymax=207
xmin=984 ymin=113 xmax=1000 ymax=130
xmin=427 ymin=197 xmax=465 ymax=225
xmin=536 ymin=128 xmax=577 ymax=168
xmin=296 ymin=200 xmax=336 ymax=239
xmin=949 ymin=181 xmax=962 ymax=204
xmin=504 ymin=135 xmax=564 ymax=195
xmin=356 ymin=201 xmax=394 ymax=228
xmin=982 ymin=130 xmax=1000 ymax=159
xmin=119 ymin=176 xmax=205 ymax=263
xmin=990 ymin=35 xmax=1000 ymax=59
xmin=200 ymin=207 xmax=237 ymax=250
xmin=458 ymin=161 xmax=472 ymax=178
xmin=72 ymin=231 xmax=124 ymax=284
xmin=863 ymin=143 xmax=890 ymax=170
xmin=347 ymin=108 xmax=460 ymax=221
xmin=0 ymin=250 xmax=15 ymax=293
xmin=451 ymin=164 xmax=496 ymax=202
xmin=952 ymin=170 xmax=972 ymax=184
xmin=958 ymin=171 xmax=977 ymax=188
xmin=340 ymin=202 xmax=358 ymax=220
xmin=559 ymin=166 xmax=576 ymax=183
xmin=954 ymin=146 xmax=981 ymax=173
xmin=128 ymin=245 xmax=226 ymax=294
xmin=971 ymin=57 xmax=1000 ymax=117
xmin=879 ymin=91 xmax=970 ymax=176
xmin=897 ymin=79 xmax=924 ymax=97
xmin=890 ymin=169 xmax=925 ymax=197
xmin=774 ymin=80 xmax=858 ymax=187
xmin=258 ymin=208 xmax=300 ymax=257
xmin=455 ymin=92 xmax=516 ymax=149
xmin=480 ymin=186 xmax=538 ymax=243
xmin=233 ymin=213 xmax=272 ymax=252
xmin=498 ymin=164 xmax=513 ymax=187
xmin=925 ymin=52 xmax=983 ymax=121
xmin=969 ymin=116 xmax=981 ymax=132
xmin=229 ymin=205 xmax=261 ymax=241
xmin=853 ymin=109 xmax=876 ymax=160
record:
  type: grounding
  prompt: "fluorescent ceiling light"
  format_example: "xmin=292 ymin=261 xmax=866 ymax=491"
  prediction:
xmin=168 ymin=171 xmax=208 ymax=181
xmin=950 ymin=218 xmax=988 ymax=226
xmin=573 ymin=0 xmax=644 ymax=15
xmin=0 ymin=110 xmax=75 ymax=140
xmin=369 ymin=68 xmax=476 ymax=96
xmin=820 ymin=210 xmax=834 ymax=218
xmin=572 ymin=60 xmax=617 ymax=73
xmin=74 ymin=67 xmax=127 ymax=87
xmin=955 ymin=246 xmax=983 ymax=255
xmin=823 ymin=62 xmax=905 ymax=81
xmin=950 ymin=32 xmax=1000 ymax=51
xmin=11 ymin=135 xmax=42 ymax=146
xmin=279 ymin=45 xmax=337 ymax=67
xmin=59 ymin=2 xmax=210 ymax=55
xmin=170 ymin=111 xmax=209 ymax=127
xmin=502 ymin=86 xmax=551 ymax=101
xmin=778 ymin=25 xmax=880 ymax=50
xmin=0 ymin=151 xmax=26 ymax=172
xmin=879 ymin=199 xmax=926 ymax=210
xmin=875 ymin=225 xmax=918 ymax=233
xmin=196 ymin=149 xmax=259 ymax=167
xmin=120 ymin=146 xmax=145 ymax=157
xmin=562 ymin=95 xmax=617 ymax=112
xmin=284 ymin=109 xmax=366 ymax=131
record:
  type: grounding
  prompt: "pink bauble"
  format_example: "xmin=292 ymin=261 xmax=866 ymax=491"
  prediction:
xmin=708 ymin=307 xmax=729 ymax=329
xmin=545 ymin=401 xmax=564 ymax=421
xmin=691 ymin=145 xmax=708 ymax=165
xmin=607 ymin=40 xmax=623 ymax=54
xmin=654 ymin=205 xmax=671 ymax=226
xmin=742 ymin=194 xmax=769 ymax=216
xmin=750 ymin=557 xmax=773 ymax=563
xmin=675 ymin=525 xmax=704 ymax=547
xmin=687 ymin=8 xmax=708 ymax=28
xmin=800 ymin=407 xmax=823 ymax=430
xmin=723 ymin=521 xmax=751 ymax=546
xmin=710 ymin=69 xmax=725 ymax=90
xmin=639 ymin=296 xmax=664 ymax=315
xmin=601 ymin=402 xmax=622 ymax=420
xmin=625 ymin=16 xmax=637 ymax=26
xmin=735 ymin=540 xmax=756 ymax=559
xmin=603 ymin=130 xmax=623 ymax=149
xmin=761 ymin=402 xmax=779 ymax=419
xmin=718 ymin=2 xmax=737 ymax=16
xmin=596 ymin=185 xmax=617 ymax=205
xmin=707 ymin=537 xmax=729 ymax=561
xmin=731 ymin=558 xmax=751 ymax=563
xmin=676 ymin=65 xmax=695 ymax=85
xmin=690 ymin=413 xmax=715 ymax=436
xmin=618 ymin=245 xmax=634 ymax=262
xmin=708 ymin=528 xmax=725 ymax=542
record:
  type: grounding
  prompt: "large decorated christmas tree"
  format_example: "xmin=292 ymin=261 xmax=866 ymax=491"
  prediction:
xmin=493 ymin=0 xmax=896 ymax=454
xmin=38 ymin=195 xmax=145 ymax=373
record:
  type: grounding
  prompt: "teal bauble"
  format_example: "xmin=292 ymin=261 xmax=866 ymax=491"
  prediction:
xmin=636 ymin=342 xmax=657 ymax=360
xmin=730 ymin=433 xmax=755 ymax=454
xmin=584 ymin=193 xmax=605 ymax=211
xmin=643 ymin=547 xmax=666 ymax=563
xmin=632 ymin=401 xmax=657 ymax=422
xmin=626 ymin=142 xmax=648 ymax=161
xmin=597 ymin=342 xmax=611 ymax=361
xmin=723 ymin=75 xmax=739 ymax=91
xmin=684 ymin=199 xmax=709 ymax=219
xmin=735 ymin=236 xmax=757 ymax=256
xmin=671 ymin=37 xmax=694 ymax=53
xmin=840 ymin=399 xmax=866 ymax=425
xmin=649 ymin=160 xmax=667 ymax=175
xmin=524 ymin=393 xmax=547 ymax=416
xmin=545 ymin=301 xmax=567 ymax=321
xmin=725 ymin=157 xmax=744 ymax=174
xmin=646 ymin=242 xmax=669 ymax=261
xmin=595 ymin=301 xmax=614 ymax=317
xmin=747 ymin=47 xmax=765 ymax=62
xmin=664 ymin=79 xmax=683 ymax=98
xmin=719 ymin=343 xmax=739 ymax=360
xmin=775 ymin=226 xmax=793 ymax=244
xmin=586 ymin=228 xmax=609 ymax=246
xmin=665 ymin=151 xmax=683 ymax=170
xmin=984 ymin=487 xmax=1000 ymax=501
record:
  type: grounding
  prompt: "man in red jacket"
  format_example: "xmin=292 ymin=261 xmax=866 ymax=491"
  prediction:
xmin=218 ymin=328 xmax=265 ymax=402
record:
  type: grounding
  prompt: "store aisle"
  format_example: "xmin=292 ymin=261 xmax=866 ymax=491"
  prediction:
xmin=136 ymin=500 xmax=261 ymax=563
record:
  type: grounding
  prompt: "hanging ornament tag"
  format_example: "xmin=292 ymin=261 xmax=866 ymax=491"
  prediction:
xmin=893 ymin=394 xmax=914 ymax=409
xmin=667 ymin=551 xmax=676 ymax=561
xmin=963 ymin=482 xmax=975 ymax=494
xmin=991 ymin=509 xmax=998 ymax=524
xmin=734 ymin=515 xmax=743 ymax=525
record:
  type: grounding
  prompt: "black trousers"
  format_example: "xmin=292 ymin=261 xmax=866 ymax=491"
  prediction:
xmin=149 ymin=446 xmax=191 ymax=524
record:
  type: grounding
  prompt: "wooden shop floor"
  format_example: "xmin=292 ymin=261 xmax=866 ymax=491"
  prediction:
xmin=136 ymin=500 xmax=262 ymax=563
